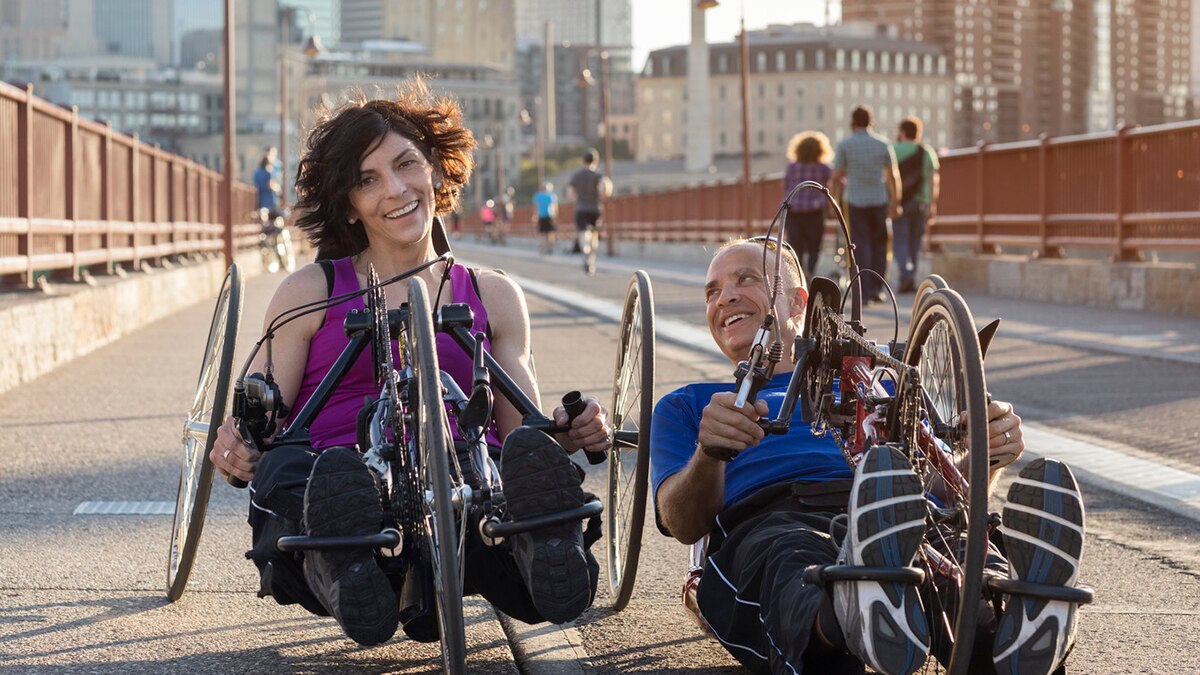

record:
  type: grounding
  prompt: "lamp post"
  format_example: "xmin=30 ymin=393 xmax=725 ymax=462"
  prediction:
xmin=278 ymin=8 xmax=323 ymax=210
xmin=222 ymin=0 xmax=235 ymax=268
xmin=738 ymin=5 xmax=752 ymax=236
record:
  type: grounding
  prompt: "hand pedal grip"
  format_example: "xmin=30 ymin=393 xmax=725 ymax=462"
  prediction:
xmin=563 ymin=391 xmax=606 ymax=465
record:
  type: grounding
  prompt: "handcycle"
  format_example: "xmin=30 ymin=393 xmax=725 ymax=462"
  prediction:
xmin=606 ymin=183 xmax=1094 ymax=674
xmin=166 ymin=254 xmax=610 ymax=674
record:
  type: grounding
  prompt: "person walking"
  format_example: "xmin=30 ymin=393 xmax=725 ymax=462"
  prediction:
xmin=567 ymin=148 xmax=612 ymax=275
xmin=829 ymin=106 xmax=901 ymax=303
xmin=782 ymin=131 xmax=834 ymax=280
xmin=533 ymin=182 xmax=559 ymax=255
xmin=892 ymin=116 xmax=940 ymax=293
xmin=480 ymin=199 xmax=497 ymax=243
xmin=254 ymin=148 xmax=282 ymax=221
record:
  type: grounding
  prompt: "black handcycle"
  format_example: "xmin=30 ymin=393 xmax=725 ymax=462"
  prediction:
xmin=166 ymin=257 xmax=621 ymax=674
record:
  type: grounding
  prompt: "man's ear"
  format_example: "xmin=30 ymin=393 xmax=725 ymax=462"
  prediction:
xmin=789 ymin=286 xmax=809 ymax=320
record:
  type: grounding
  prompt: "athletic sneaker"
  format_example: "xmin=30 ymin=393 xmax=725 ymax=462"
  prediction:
xmin=302 ymin=447 xmax=399 ymax=646
xmin=500 ymin=426 xmax=593 ymax=624
xmin=833 ymin=444 xmax=931 ymax=675
xmin=993 ymin=458 xmax=1085 ymax=675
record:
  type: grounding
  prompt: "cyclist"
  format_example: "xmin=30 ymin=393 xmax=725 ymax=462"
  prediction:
xmin=650 ymin=237 xmax=1087 ymax=675
xmin=209 ymin=77 xmax=611 ymax=646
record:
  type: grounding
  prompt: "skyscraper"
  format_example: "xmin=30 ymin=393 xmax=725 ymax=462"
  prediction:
xmin=93 ymin=0 xmax=173 ymax=65
xmin=340 ymin=0 xmax=515 ymax=72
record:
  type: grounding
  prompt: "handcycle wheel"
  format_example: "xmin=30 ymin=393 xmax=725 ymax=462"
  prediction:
xmin=897 ymin=288 xmax=990 ymax=674
xmin=407 ymin=276 xmax=467 ymax=674
xmin=167 ymin=264 xmax=243 ymax=601
xmin=908 ymin=273 xmax=950 ymax=337
xmin=606 ymin=270 xmax=655 ymax=612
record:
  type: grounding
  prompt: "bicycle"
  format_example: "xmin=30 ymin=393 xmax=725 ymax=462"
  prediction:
xmin=166 ymin=257 xmax=607 ymax=674
xmin=257 ymin=207 xmax=296 ymax=274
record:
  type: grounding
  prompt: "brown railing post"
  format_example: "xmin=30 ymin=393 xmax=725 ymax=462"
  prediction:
xmin=101 ymin=122 xmax=114 ymax=275
xmin=17 ymin=84 xmax=34 ymax=288
xmin=975 ymin=140 xmax=998 ymax=254
xmin=1112 ymin=124 xmax=1142 ymax=262
xmin=130 ymin=133 xmax=140 ymax=271
xmin=1036 ymin=133 xmax=1063 ymax=259
xmin=64 ymin=105 xmax=79 ymax=281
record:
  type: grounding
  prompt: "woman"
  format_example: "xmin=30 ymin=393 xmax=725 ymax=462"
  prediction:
xmin=209 ymin=78 xmax=610 ymax=647
xmin=782 ymin=131 xmax=834 ymax=280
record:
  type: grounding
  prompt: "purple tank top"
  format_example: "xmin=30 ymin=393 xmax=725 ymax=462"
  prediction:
xmin=289 ymin=258 xmax=501 ymax=450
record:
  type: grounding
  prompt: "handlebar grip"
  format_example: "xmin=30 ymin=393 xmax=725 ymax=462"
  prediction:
xmin=224 ymin=423 xmax=252 ymax=489
xmin=562 ymin=391 xmax=606 ymax=465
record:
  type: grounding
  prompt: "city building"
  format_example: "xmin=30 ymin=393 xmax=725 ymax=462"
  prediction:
xmin=339 ymin=0 xmax=515 ymax=72
xmin=842 ymin=0 xmax=1192 ymax=144
xmin=0 ymin=0 xmax=71 ymax=61
xmin=92 ymin=0 xmax=174 ymax=65
xmin=635 ymin=22 xmax=953 ymax=162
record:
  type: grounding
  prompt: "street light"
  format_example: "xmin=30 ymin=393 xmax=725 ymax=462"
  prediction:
xmin=222 ymin=0 xmax=236 ymax=268
xmin=278 ymin=7 xmax=323 ymax=210
xmin=573 ymin=0 xmax=615 ymax=254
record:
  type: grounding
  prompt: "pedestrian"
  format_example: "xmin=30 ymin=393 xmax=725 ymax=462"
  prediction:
xmin=651 ymin=237 xmax=1088 ymax=675
xmin=253 ymin=148 xmax=282 ymax=222
xmin=892 ymin=116 xmax=940 ymax=293
xmin=449 ymin=209 xmax=463 ymax=238
xmin=480 ymin=198 xmax=496 ymax=243
xmin=567 ymin=148 xmax=612 ymax=275
xmin=499 ymin=186 xmax=514 ymax=245
xmin=829 ymin=105 xmax=901 ymax=303
xmin=533 ymin=181 xmax=559 ymax=255
xmin=209 ymin=76 xmax=611 ymax=647
xmin=782 ymin=131 xmax=834 ymax=280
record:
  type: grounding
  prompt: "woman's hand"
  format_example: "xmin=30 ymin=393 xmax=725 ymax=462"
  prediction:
xmin=210 ymin=416 xmax=262 ymax=484
xmin=552 ymin=396 xmax=611 ymax=456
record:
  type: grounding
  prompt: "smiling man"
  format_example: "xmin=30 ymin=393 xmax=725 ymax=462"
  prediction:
xmin=649 ymin=238 xmax=1087 ymax=675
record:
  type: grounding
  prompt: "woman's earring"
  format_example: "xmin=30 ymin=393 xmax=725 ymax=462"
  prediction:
xmin=348 ymin=217 xmax=356 ymax=224
xmin=434 ymin=179 xmax=444 ymax=191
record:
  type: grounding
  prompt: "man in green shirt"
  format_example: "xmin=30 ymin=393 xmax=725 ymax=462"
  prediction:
xmin=892 ymin=117 xmax=940 ymax=293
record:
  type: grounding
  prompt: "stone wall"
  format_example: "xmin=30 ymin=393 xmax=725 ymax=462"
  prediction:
xmin=0 ymin=252 xmax=265 ymax=397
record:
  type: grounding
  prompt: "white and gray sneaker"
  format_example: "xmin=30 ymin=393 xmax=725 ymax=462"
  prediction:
xmin=833 ymin=445 xmax=930 ymax=675
xmin=993 ymin=458 xmax=1085 ymax=675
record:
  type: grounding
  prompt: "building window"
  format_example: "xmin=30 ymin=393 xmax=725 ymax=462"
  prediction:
xmin=817 ymin=103 xmax=824 ymax=120
xmin=909 ymin=53 xmax=918 ymax=73
xmin=718 ymin=53 xmax=728 ymax=73
xmin=923 ymin=54 xmax=933 ymax=75
xmin=881 ymin=52 xmax=890 ymax=73
xmin=866 ymin=51 xmax=875 ymax=72
xmin=720 ymin=131 xmax=726 ymax=147
xmin=851 ymin=50 xmax=860 ymax=70
xmin=662 ymin=56 xmax=671 ymax=76
xmin=796 ymin=49 xmax=805 ymax=70
xmin=816 ymin=50 xmax=825 ymax=69
xmin=645 ymin=58 xmax=654 ymax=76
xmin=896 ymin=53 xmax=905 ymax=74
xmin=776 ymin=50 xmax=785 ymax=71
xmin=756 ymin=51 xmax=766 ymax=72
xmin=797 ymin=104 xmax=803 ymax=120
xmin=836 ymin=49 xmax=845 ymax=70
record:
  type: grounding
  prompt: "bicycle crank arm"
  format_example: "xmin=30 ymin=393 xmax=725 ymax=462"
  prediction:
xmin=480 ymin=499 xmax=603 ymax=539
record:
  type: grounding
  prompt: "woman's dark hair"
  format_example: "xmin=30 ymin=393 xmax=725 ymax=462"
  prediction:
xmin=293 ymin=76 xmax=476 ymax=258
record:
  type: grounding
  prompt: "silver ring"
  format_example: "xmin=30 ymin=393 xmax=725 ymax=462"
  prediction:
xmin=1002 ymin=430 xmax=1011 ymax=444
xmin=223 ymin=447 xmax=232 ymax=460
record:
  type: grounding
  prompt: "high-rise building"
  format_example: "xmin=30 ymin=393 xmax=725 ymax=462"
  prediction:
xmin=280 ymin=0 xmax=338 ymax=48
xmin=93 ymin=0 xmax=173 ymax=65
xmin=0 ymin=0 xmax=69 ymax=61
xmin=340 ymin=0 xmax=515 ymax=72
xmin=515 ymin=0 xmax=631 ymax=53
xmin=843 ymin=0 xmax=1190 ymax=145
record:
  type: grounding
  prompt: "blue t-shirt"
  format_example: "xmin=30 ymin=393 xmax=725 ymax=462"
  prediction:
xmin=254 ymin=166 xmax=277 ymax=210
xmin=533 ymin=190 xmax=556 ymax=218
xmin=650 ymin=373 xmax=853 ymax=512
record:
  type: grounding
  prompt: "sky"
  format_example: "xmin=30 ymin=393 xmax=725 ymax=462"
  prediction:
xmin=630 ymin=1 xmax=837 ymax=70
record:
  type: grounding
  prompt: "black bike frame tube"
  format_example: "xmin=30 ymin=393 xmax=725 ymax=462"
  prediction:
xmin=447 ymin=326 xmax=544 ymax=421
xmin=768 ymin=357 xmax=807 ymax=434
xmin=274 ymin=331 xmax=371 ymax=444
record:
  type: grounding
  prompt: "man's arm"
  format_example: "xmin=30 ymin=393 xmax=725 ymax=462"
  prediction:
xmin=927 ymin=147 xmax=940 ymax=222
xmin=657 ymin=392 xmax=769 ymax=544
xmin=600 ymin=175 xmax=614 ymax=199
xmin=884 ymin=146 xmax=902 ymax=219
xmin=829 ymin=168 xmax=847 ymax=204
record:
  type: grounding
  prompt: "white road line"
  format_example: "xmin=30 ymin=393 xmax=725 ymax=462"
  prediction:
xmin=486 ymin=263 xmax=1200 ymax=524
xmin=74 ymin=501 xmax=175 ymax=515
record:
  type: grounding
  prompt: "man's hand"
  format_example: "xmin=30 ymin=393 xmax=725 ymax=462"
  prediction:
xmin=697 ymin=392 xmax=769 ymax=462
xmin=927 ymin=203 xmax=937 ymax=225
xmin=983 ymin=400 xmax=1024 ymax=470
xmin=888 ymin=202 xmax=903 ymax=220
xmin=552 ymin=396 xmax=612 ymax=456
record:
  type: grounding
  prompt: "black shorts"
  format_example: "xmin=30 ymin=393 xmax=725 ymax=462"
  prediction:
xmin=537 ymin=216 xmax=556 ymax=233
xmin=575 ymin=210 xmax=601 ymax=231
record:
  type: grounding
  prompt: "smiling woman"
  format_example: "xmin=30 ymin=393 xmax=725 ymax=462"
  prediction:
xmin=204 ymin=75 xmax=615 ymax=649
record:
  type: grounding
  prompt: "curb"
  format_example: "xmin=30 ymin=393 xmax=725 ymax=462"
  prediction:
xmin=498 ymin=612 xmax=590 ymax=674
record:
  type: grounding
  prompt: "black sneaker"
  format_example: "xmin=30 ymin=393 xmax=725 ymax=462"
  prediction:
xmin=993 ymin=458 xmax=1085 ymax=675
xmin=500 ymin=427 xmax=592 ymax=624
xmin=832 ymin=445 xmax=930 ymax=675
xmin=302 ymin=447 xmax=399 ymax=646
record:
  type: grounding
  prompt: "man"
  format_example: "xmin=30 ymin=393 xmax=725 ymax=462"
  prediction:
xmin=651 ymin=238 xmax=1087 ymax=675
xmin=567 ymin=148 xmax=613 ymax=275
xmin=892 ymin=117 xmax=941 ymax=293
xmin=533 ymin=182 xmax=559 ymax=255
xmin=253 ymin=148 xmax=282 ymax=221
xmin=830 ymin=106 xmax=901 ymax=303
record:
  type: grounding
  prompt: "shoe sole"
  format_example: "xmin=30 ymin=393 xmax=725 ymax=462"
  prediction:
xmin=501 ymin=429 xmax=591 ymax=624
xmin=847 ymin=446 xmax=930 ymax=675
xmin=993 ymin=458 xmax=1084 ymax=675
xmin=305 ymin=448 xmax=399 ymax=646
